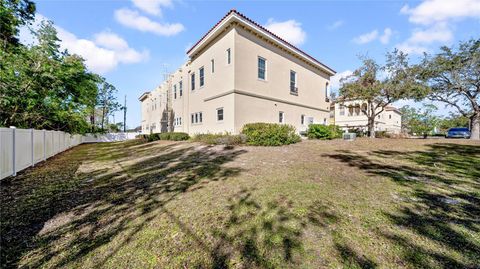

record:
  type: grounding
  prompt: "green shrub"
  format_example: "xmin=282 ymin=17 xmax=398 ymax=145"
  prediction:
xmin=375 ymin=131 xmax=388 ymax=138
xmin=192 ymin=133 xmax=246 ymax=146
xmin=142 ymin=132 xmax=189 ymax=142
xmin=307 ymin=124 xmax=342 ymax=140
xmin=241 ymin=123 xmax=301 ymax=146
xmin=147 ymin=133 xmax=160 ymax=142
xmin=168 ymin=132 xmax=190 ymax=141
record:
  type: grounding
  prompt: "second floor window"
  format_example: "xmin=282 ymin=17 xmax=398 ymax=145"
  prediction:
xmin=179 ymin=81 xmax=183 ymax=97
xmin=290 ymin=70 xmax=297 ymax=94
xmin=191 ymin=73 xmax=195 ymax=91
xmin=217 ymin=108 xmax=224 ymax=121
xmin=211 ymin=59 xmax=215 ymax=73
xmin=199 ymin=67 xmax=205 ymax=87
xmin=174 ymin=85 xmax=177 ymax=99
xmin=258 ymin=57 xmax=266 ymax=80
xmin=227 ymin=48 xmax=231 ymax=64
xmin=339 ymin=104 xmax=345 ymax=116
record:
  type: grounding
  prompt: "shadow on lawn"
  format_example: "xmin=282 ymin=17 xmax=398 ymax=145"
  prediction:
xmin=0 ymin=140 xmax=246 ymax=268
xmin=323 ymin=143 xmax=480 ymax=269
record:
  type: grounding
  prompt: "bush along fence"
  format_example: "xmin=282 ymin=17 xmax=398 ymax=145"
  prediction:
xmin=0 ymin=127 xmax=136 ymax=180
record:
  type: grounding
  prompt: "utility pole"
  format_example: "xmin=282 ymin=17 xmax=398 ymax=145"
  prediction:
xmin=123 ymin=95 xmax=127 ymax=132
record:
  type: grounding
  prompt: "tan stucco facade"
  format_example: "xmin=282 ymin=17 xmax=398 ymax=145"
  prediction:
xmin=331 ymin=100 xmax=402 ymax=133
xmin=140 ymin=10 xmax=335 ymax=135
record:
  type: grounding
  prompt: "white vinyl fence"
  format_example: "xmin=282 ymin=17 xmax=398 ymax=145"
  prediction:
xmin=0 ymin=128 xmax=137 ymax=180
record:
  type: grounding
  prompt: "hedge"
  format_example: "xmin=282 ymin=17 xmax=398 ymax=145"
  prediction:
xmin=192 ymin=133 xmax=246 ymax=146
xmin=307 ymin=124 xmax=342 ymax=140
xmin=139 ymin=132 xmax=189 ymax=142
xmin=241 ymin=123 xmax=301 ymax=146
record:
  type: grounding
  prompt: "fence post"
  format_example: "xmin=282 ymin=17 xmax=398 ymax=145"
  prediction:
xmin=43 ymin=129 xmax=46 ymax=161
xmin=11 ymin=127 xmax=16 ymax=177
xmin=31 ymin=128 xmax=34 ymax=167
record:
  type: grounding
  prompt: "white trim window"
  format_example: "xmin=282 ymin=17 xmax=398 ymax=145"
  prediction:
xmin=279 ymin=111 xmax=285 ymax=123
xmin=191 ymin=72 xmax=195 ymax=91
xmin=301 ymin=114 xmax=305 ymax=125
xmin=211 ymin=59 xmax=215 ymax=73
xmin=226 ymin=48 xmax=231 ymax=65
xmin=258 ymin=56 xmax=266 ymax=80
xmin=339 ymin=104 xmax=345 ymax=116
xmin=179 ymin=81 xmax=183 ymax=97
xmin=174 ymin=85 xmax=177 ymax=99
xmin=199 ymin=67 xmax=205 ymax=87
xmin=191 ymin=112 xmax=203 ymax=124
xmin=290 ymin=70 xmax=297 ymax=94
xmin=217 ymin=108 xmax=224 ymax=121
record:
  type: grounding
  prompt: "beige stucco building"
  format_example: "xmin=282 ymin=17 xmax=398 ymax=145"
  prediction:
xmin=139 ymin=10 xmax=336 ymax=135
xmin=331 ymin=99 xmax=402 ymax=134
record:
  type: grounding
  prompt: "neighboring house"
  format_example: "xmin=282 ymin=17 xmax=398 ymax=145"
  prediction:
xmin=331 ymin=99 xmax=402 ymax=133
xmin=139 ymin=9 xmax=335 ymax=135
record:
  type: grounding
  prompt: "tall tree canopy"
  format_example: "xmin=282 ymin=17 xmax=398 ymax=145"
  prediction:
xmin=340 ymin=50 xmax=422 ymax=138
xmin=0 ymin=7 xmax=118 ymax=134
xmin=412 ymin=39 xmax=480 ymax=140
xmin=0 ymin=0 xmax=36 ymax=48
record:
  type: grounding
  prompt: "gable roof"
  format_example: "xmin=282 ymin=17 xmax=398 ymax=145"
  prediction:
xmin=186 ymin=9 xmax=336 ymax=76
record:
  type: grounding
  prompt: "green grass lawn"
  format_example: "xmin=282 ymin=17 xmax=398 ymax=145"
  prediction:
xmin=1 ymin=138 xmax=479 ymax=268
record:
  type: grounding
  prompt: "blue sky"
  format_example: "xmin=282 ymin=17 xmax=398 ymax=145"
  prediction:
xmin=25 ymin=0 xmax=480 ymax=128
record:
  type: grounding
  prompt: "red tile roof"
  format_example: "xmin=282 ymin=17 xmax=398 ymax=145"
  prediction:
xmin=186 ymin=9 xmax=336 ymax=75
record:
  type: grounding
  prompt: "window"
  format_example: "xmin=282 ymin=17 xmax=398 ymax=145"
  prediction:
xmin=217 ymin=108 xmax=224 ymax=121
xmin=174 ymin=85 xmax=177 ymax=99
xmin=389 ymin=114 xmax=392 ymax=119
xmin=258 ymin=57 xmax=266 ymax=80
xmin=325 ymin=82 xmax=329 ymax=101
xmin=199 ymin=67 xmax=205 ymax=87
xmin=211 ymin=59 xmax=215 ymax=73
xmin=279 ymin=111 xmax=285 ymax=123
xmin=191 ymin=72 xmax=195 ymax=91
xmin=290 ymin=70 xmax=297 ymax=94
xmin=226 ymin=48 xmax=231 ymax=64
xmin=323 ymin=118 xmax=327 ymax=125
xmin=179 ymin=81 xmax=183 ymax=97
xmin=339 ymin=104 xmax=345 ymax=116
xmin=301 ymin=114 xmax=305 ymax=125
xmin=191 ymin=112 xmax=203 ymax=124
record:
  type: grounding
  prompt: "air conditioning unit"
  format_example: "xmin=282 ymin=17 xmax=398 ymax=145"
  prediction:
xmin=343 ymin=133 xmax=356 ymax=141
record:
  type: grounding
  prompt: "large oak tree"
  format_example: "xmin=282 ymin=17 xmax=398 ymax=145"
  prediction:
xmin=340 ymin=50 xmax=422 ymax=138
xmin=413 ymin=39 xmax=480 ymax=140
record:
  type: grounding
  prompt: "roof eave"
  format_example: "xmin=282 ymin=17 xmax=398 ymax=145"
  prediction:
xmin=187 ymin=10 xmax=336 ymax=76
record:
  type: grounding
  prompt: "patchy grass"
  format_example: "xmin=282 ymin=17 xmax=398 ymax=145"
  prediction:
xmin=1 ymin=138 xmax=479 ymax=268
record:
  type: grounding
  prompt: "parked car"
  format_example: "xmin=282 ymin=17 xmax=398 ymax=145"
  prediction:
xmin=445 ymin=127 xmax=471 ymax=139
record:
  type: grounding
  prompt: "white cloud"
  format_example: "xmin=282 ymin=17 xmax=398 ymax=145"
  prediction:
xmin=379 ymin=28 xmax=393 ymax=44
xmin=19 ymin=14 xmax=149 ymax=74
xmin=94 ymin=32 xmax=129 ymax=50
xmin=327 ymin=20 xmax=344 ymax=30
xmin=330 ymin=70 xmax=353 ymax=91
xmin=131 ymin=0 xmax=172 ymax=16
xmin=407 ymin=23 xmax=453 ymax=44
xmin=401 ymin=0 xmax=480 ymax=25
xmin=395 ymin=42 xmax=430 ymax=55
xmin=58 ymin=28 xmax=149 ymax=73
xmin=115 ymin=8 xmax=184 ymax=36
xmin=395 ymin=23 xmax=453 ymax=55
xmin=353 ymin=30 xmax=379 ymax=44
xmin=264 ymin=19 xmax=307 ymax=46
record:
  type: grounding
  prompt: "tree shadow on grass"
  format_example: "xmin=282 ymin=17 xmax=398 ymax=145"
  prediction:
xmin=323 ymin=143 xmax=480 ymax=268
xmin=0 ymin=140 xmax=246 ymax=268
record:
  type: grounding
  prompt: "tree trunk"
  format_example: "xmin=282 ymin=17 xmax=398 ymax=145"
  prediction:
xmin=368 ymin=116 xmax=375 ymax=138
xmin=470 ymin=112 xmax=480 ymax=140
